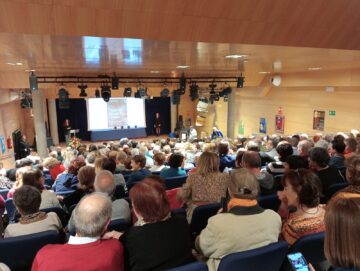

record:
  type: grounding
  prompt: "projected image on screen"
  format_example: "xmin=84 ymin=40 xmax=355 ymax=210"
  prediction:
xmin=87 ymin=98 xmax=146 ymax=130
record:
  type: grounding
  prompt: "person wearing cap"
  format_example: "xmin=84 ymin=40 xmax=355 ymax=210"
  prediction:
xmin=195 ymin=168 xmax=281 ymax=271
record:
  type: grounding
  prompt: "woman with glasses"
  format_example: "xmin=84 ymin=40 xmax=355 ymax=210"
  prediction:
xmin=277 ymin=169 xmax=325 ymax=245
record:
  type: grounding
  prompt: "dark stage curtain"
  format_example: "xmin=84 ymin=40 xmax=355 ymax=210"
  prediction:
xmin=145 ymin=97 xmax=171 ymax=135
xmin=56 ymin=99 xmax=90 ymax=142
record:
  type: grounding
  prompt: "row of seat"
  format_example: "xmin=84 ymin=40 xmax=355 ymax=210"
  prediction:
xmin=0 ymin=230 xmax=325 ymax=271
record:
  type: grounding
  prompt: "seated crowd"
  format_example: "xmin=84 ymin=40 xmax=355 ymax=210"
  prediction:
xmin=0 ymin=131 xmax=360 ymax=270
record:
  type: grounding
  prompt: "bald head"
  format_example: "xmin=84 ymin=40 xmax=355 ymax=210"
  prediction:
xmin=94 ymin=170 xmax=116 ymax=196
xmin=73 ymin=192 xmax=112 ymax=237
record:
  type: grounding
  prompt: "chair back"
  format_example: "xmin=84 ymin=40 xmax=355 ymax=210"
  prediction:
xmin=258 ymin=194 xmax=281 ymax=212
xmin=190 ymin=203 xmax=221 ymax=236
xmin=165 ymin=176 xmax=187 ymax=190
xmin=0 ymin=230 xmax=62 ymax=270
xmin=0 ymin=189 xmax=9 ymax=200
xmin=166 ymin=262 xmax=208 ymax=271
xmin=55 ymin=190 xmax=76 ymax=197
xmin=5 ymin=198 xmax=16 ymax=222
xmin=325 ymin=183 xmax=349 ymax=202
xmin=40 ymin=207 xmax=69 ymax=227
xmin=108 ymin=218 xmax=131 ymax=232
xmin=290 ymin=232 xmax=325 ymax=264
xmin=218 ymin=241 xmax=288 ymax=271
xmin=114 ymin=185 xmax=126 ymax=199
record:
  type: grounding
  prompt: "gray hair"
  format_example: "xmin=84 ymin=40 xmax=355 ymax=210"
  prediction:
xmin=73 ymin=192 xmax=112 ymax=237
xmin=228 ymin=168 xmax=259 ymax=199
xmin=314 ymin=139 xmax=329 ymax=150
xmin=94 ymin=170 xmax=115 ymax=196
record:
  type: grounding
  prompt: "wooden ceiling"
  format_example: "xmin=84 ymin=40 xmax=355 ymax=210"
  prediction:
xmin=0 ymin=0 xmax=360 ymax=89
xmin=1 ymin=0 xmax=360 ymax=50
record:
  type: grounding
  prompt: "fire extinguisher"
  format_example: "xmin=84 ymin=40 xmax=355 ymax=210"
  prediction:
xmin=7 ymin=136 xmax=12 ymax=149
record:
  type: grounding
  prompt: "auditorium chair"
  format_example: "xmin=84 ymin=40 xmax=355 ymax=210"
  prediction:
xmin=0 ymin=188 xmax=9 ymax=200
xmin=166 ymin=262 xmax=208 ymax=271
xmin=217 ymin=241 xmax=288 ymax=271
xmin=54 ymin=190 xmax=76 ymax=197
xmin=5 ymin=198 xmax=16 ymax=222
xmin=40 ymin=207 xmax=69 ymax=227
xmin=108 ymin=218 xmax=132 ymax=232
xmin=289 ymin=232 xmax=326 ymax=266
xmin=324 ymin=182 xmax=349 ymax=202
xmin=258 ymin=194 xmax=281 ymax=212
xmin=165 ymin=176 xmax=187 ymax=190
xmin=0 ymin=230 xmax=63 ymax=271
xmin=190 ymin=203 xmax=221 ymax=237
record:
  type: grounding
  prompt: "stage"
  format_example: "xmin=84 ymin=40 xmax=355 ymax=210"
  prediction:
xmin=90 ymin=127 xmax=147 ymax=141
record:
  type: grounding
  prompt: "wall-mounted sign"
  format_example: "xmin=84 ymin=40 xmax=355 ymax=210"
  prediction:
xmin=329 ymin=110 xmax=336 ymax=116
xmin=313 ymin=110 xmax=325 ymax=131
xmin=275 ymin=115 xmax=285 ymax=134
xmin=259 ymin=118 xmax=267 ymax=134
xmin=0 ymin=136 xmax=5 ymax=154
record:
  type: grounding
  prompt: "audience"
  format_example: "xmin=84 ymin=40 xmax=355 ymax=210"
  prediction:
xmin=309 ymin=147 xmax=345 ymax=194
xmin=22 ymin=169 xmax=60 ymax=209
xmin=265 ymin=142 xmax=293 ymax=175
xmin=106 ymin=180 xmax=193 ymax=271
xmin=284 ymin=155 xmax=309 ymax=171
xmin=297 ymin=139 xmax=314 ymax=160
xmin=126 ymin=155 xmax=151 ymax=190
xmin=149 ymin=152 xmax=166 ymax=172
xmin=329 ymin=138 xmax=346 ymax=169
xmin=4 ymin=185 xmax=62 ymax=237
xmin=218 ymin=141 xmax=236 ymax=172
xmin=32 ymin=193 xmax=124 ymax=271
xmin=42 ymin=157 xmax=65 ymax=181
xmin=53 ymin=158 xmax=85 ymax=193
xmin=278 ymin=169 xmax=325 ymax=245
xmin=160 ymin=153 xmax=186 ymax=178
xmin=195 ymin=169 xmax=281 ymax=271
xmin=344 ymin=138 xmax=357 ymax=159
xmin=178 ymin=152 xmax=229 ymax=221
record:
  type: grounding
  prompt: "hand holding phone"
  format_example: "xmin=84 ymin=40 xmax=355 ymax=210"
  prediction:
xmin=287 ymin=252 xmax=310 ymax=271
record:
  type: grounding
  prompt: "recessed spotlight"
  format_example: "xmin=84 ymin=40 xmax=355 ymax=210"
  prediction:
xmin=259 ymin=71 xmax=271 ymax=74
xmin=6 ymin=62 xmax=16 ymax=65
xmin=308 ymin=67 xmax=322 ymax=71
xmin=225 ymin=54 xmax=248 ymax=59
xmin=25 ymin=69 xmax=36 ymax=72
xmin=16 ymin=62 xmax=23 ymax=66
xmin=176 ymin=65 xmax=190 ymax=69
xmin=150 ymin=70 xmax=160 ymax=74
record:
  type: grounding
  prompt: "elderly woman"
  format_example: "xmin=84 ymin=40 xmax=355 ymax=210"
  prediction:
xmin=149 ymin=152 xmax=166 ymax=172
xmin=53 ymin=157 xmax=86 ymax=193
xmin=278 ymin=169 xmax=325 ymax=245
xmin=178 ymin=151 xmax=229 ymax=222
xmin=160 ymin=153 xmax=186 ymax=178
xmin=106 ymin=180 xmax=193 ymax=271
xmin=196 ymin=169 xmax=281 ymax=271
xmin=22 ymin=169 xmax=60 ymax=209
xmin=4 ymin=185 xmax=62 ymax=237
xmin=61 ymin=166 xmax=96 ymax=210
xmin=42 ymin=157 xmax=65 ymax=181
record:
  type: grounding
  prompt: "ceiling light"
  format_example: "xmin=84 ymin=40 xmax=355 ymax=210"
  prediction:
xmin=95 ymin=89 xmax=100 ymax=98
xmin=101 ymin=83 xmax=111 ymax=102
xmin=16 ymin=62 xmax=23 ymax=66
xmin=308 ymin=67 xmax=322 ymax=71
xmin=225 ymin=54 xmax=248 ymax=59
xmin=111 ymin=74 xmax=119 ymax=89
xmin=78 ymin=84 xmax=88 ymax=97
xmin=6 ymin=62 xmax=16 ymax=65
xmin=123 ymin=87 xmax=132 ymax=97
xmin=29 ymin=71 xmax=38 ymax=91
xmin=237 ymin=76 xmax=245 ymax=88
xmin=150 ymin=70 xmax=160 ymax=74
xmin=259 ymin=71 xmax=271 ymax=74
xmin=176 ymin=65 xmax=190 ymax=69
xmin=25 ymin=69 xmax=36 ymax=72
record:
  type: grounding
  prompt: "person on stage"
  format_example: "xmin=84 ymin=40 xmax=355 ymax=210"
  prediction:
xmin=154 ymin=112 xmax=162 ymax=136
xmin=63 ymin=118 xmax=71 ymax=142
xmin=211 ymin=127 xmax=223 ymax=140
xmin=19 ymin=134 xmax=30 ymax=159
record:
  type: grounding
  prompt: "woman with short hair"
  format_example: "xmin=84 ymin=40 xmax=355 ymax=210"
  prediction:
xmin=160 ymin=153 xmax=186 ymax=178
xmin=4 ymin=185 xmax=62 ymax=238
xmin=178 ymin=152 xmax=229 ymax=221
xmin=196 ymin=169 xmax=281 ymax=271
xmin=149 ymin=152 xmax=166 ymax=172
xmin=278 ymin=169 xmax=325 ymax=245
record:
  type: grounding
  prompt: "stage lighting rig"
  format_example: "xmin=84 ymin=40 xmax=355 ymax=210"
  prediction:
xmin=29 ymin=71 xmax=38 ymax=91
xmin=189 ymin=81 xmax=199 ymax=101
xmin=160 ymin=82 xmax=170 ymax=97
xmin=209 ymin=81 xmax=217 ymax=94
xmin=179 ymin=74 xmax=186 ymax=94
xmin=95 ymin=88 xmax=100 ymax=98
xmin=78 ymin=83 xmax=88 ymax=97
xmin=58 ymin=87 xmax=70 ymax=109
xmin=237 ymin=74 xmax=245 ymax=88
xmin=123 ymin=87 xmax=132 ymax=97
xmin=101 ymin=82 xmax=111 ymax=102
xmin=112 ymin=74 xmax=119 ymax=89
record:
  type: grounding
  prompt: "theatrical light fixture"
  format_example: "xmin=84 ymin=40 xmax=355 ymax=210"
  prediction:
xmin=95 ymin=89 xmax=100 ymax=98
xmin=123 ymin=87 xmax=132 ymax=97
xmin=58 ymin=87 xmax=70 ymax=109
xmin=111 ymin=74 xmax=119 ymax=89
xmin=78 ymin=83 xmax=88 ymax=97
xmin=237 ymin=76 xmax=244 ymax=88
xmin=172 ymin=90 xmax=181 ymax=105
xmin=160 ymin=83 xmax=170 ymax=98
xmin=189 ymin=82 xmax=199 ymax=101
xmin=29 ymin=71 xmax=38 ymax=91
xmin=179 ymin=74 xmax=186 ymax=94
xmin=209 ymin=81 xmax=217 ymax=94
xmin=222 ymin=84 xmax=232 ymax=96
xmin=101 ymin=83 xmax=111 ymax=102
xmin=176 ymin=65 xmax=190 ymax=69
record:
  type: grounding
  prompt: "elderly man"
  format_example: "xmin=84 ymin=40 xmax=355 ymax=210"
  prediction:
xmin=32 ymin=193 xmax=124 ymax=271
xmin=95 ymin=170 xmax=131 ymax=222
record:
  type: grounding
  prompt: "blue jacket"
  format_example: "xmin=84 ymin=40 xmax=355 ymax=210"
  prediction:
xmin=53 ymin=173 xmax=78 ymax=192
xmin=126 ymin=168 xmax=152 ymax=190
xmin=219 ymin=154 xmax=236 ymax=172
xmin=211 ymin=130 xmax=223 ymax=140
xmin=160 ymin=167 xmax=187 ymax=178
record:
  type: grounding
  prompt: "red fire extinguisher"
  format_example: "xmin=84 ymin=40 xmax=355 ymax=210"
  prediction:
xmin=7 ymin=136 xmax=12 ymax=149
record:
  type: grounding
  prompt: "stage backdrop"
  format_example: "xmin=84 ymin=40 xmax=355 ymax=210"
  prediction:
xmin=56 ymin=99 xmax=90 ymax=142
xmin=145 ymin=97 xmax=171 ymax=135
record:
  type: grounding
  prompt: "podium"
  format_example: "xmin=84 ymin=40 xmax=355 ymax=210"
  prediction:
xmin=69 ymin=129 xmax=79 ymax=138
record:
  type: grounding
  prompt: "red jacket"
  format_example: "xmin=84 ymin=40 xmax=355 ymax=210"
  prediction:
xmin=32 ymin=239 xmax=124 ymax=271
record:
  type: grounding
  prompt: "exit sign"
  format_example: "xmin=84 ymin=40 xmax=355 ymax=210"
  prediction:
xmin=329 ymin=110 xmax=336 ymax=116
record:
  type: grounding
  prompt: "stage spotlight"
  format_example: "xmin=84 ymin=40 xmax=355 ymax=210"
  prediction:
xmin=111 ymin=74 xmax=119 ymax=89
xmin=213 ymin=93 xmax=220 ymax=101
xmin=189 ymin=82 xmax=199 ymax=101
xmin=78 ymin=84 xmax=88 ymax=97
xmin=209 ymin=81 xmax=217 ymax=94
xmin=29 ymin=71 xmax=38 ymax=91
xmin=134 ymin=90 xmax=141 ymax=98
xmin=101 ymin=84 xmax=111 ymax=102
xmin=179 ymin=75 xmax=186 ymax=94
xmin=123 ymin=87 xmax=132 ymax=97
xmin=223 ymin=95 xmax=229 ymax=102
xmin=172 ymin=89 xmax=181 ymax=105
xmin=160 ymin=83 xmax=170 ymax=97
xmin=237 ymin=76 xmax=245 ymax=88
xmin=222 ymin=85 xmax=232 ymax=96
xmin=58 ymin=87 xmax=70 ymax=109
xmin=95 ymin=89 xmax=100 ymax=98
